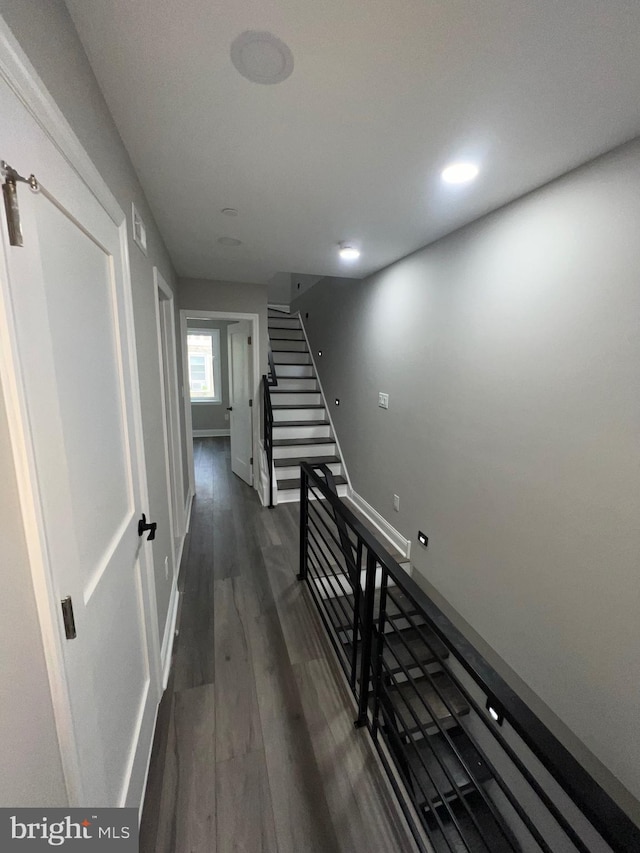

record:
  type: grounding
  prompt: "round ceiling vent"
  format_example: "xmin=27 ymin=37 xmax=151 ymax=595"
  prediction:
xmin=217 ymin=236 xmax=243 ymax=247
xmin=230 ymin=31 xmax=294 ymax=85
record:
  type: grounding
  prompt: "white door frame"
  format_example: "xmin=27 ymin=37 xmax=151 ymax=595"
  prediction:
xmin=153 ymin=268 xmax=186 ymax=569
xmin=0 ymin=16 xmax=162 ymax=806
xmin=179 ymin=309 xmax=260 ymax=493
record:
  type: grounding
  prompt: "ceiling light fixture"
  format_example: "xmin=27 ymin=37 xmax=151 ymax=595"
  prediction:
xmin=441 ymin=162 xmax=479 ymax=185
xmin=339 ymin=243 xmax=360 ymax=261
xmin=217 ymin=236 xmax=243 ymax=247
xmin=221 ymin=208 xmax=238 ymax=217
xmin=230 ymin=31 xmax=294 ymax=85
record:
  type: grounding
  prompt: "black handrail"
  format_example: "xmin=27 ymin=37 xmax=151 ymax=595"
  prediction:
xmin=267 ymin=347 xmax=278 ymax=387
xmin=262 ymin=375 xmax=275 ymax=508
xmin=298 ymin=462 xmax=640 ymax=853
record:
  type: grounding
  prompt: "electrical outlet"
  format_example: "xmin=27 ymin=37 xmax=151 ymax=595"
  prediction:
xmin=224 ymin=411 xmax=229 ymax=421
xmin=393 ymin=494 xmax=400 ymax=512
xmin=164 ymin=556 xmax=169 ymax=579
xmin=378 ymin=392 xmax=389 ymax=409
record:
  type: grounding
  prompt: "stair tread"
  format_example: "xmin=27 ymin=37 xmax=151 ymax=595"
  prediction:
xmin=272 ymin=360 xmax=312 ymax=365
xmin=425 ymin=792 xmax=518 ymax=852
xmin=385 ymin=672 xmax=469 ymax=732
xmin=270 ymin=390 xmax=318 ymax=394
xmin=275 ymin=419 xmax=329 ymax=427
xmin=273 ymin=437 xmax=335 ymax=446
xmin=273 ymin=405 xmax=325 ymax=411
xmin=279 ymin=475 xmax=347 ymax=491
xmin=344 ymin=626 xmax=450 ymax=684
xmin=274 ymin=455 xmax=340 ymax=467
xmin=404 ymin=730 xmax=492 ymax=810
xmin=327 ymin=587 xmax=421 ymax=633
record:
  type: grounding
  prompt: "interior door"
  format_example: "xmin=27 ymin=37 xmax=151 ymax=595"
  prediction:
xmin=228 ymin=320 xmax=253 ymax=485
xmin=0 ymin=77 xmax=159 ymax=806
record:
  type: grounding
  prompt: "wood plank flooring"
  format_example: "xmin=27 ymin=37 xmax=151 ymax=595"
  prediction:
xmin=140 ymin=437 xmax=417 ymax=853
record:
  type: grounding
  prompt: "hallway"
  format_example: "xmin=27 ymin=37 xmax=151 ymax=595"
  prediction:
xmin=139 ymin=438 xmax=414 ymax=853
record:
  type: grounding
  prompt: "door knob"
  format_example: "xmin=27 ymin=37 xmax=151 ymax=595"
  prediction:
xmin=138 ymin=513 xmax=157 ymax=541
xmin=226 ymin=406 xmax=233 ymax=411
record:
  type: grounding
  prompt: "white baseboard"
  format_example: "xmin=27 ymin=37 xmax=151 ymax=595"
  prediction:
xmin=160 ymin=579 xmax=180 ymax=689
xmin=192 ymin=429 xmax=230 ymax=437
xmin=346 ymin=487 xmax=411 ymax=561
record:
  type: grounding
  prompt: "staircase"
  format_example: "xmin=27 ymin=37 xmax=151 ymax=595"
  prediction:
xmin=267 ymin=308 xmax=348 ymax=503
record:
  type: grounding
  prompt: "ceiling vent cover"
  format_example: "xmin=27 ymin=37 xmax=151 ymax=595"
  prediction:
xmin=230 ymin=31 xmax=294 ymax=85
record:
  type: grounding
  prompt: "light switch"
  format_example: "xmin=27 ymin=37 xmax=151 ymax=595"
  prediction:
xmin=378 ymin=392 xmax=389 ymax=409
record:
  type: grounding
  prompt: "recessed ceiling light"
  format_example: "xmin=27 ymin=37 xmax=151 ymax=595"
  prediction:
xmin=217 ymin=237 xmax=243 ymax=247
xmin=339 ymin=243 xmax=360 ymax=261
xmin=441 ymin=162 xmax=479 ymax=184
xmin=221 ymin=208 xmax=239 ymax=217
xmin=230 ymin=31 xmax=294 ymax=85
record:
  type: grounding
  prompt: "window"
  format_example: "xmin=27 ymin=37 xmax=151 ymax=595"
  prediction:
xmin=187 ymin=328 xmax=222 ymax=403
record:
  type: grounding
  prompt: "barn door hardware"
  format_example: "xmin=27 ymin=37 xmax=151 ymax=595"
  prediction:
xmin=1 ymin=160 xmax=39 ymax=247
xmin=61 ymin=596 xmax=77 ymax=640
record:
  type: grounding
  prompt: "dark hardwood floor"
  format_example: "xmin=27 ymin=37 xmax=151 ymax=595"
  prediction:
xmin=139 ymin=437 xmax=415 ymax=853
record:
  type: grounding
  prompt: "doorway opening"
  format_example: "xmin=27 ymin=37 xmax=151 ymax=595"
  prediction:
xmin=179 ymin=310 xmax=259 ymax=496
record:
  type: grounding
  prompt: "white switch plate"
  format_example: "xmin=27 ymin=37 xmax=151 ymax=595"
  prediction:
xmin=393 ymin=494 xmax=400 ymax=512
xmin=378 ymin=392 xmax=389 ymax=409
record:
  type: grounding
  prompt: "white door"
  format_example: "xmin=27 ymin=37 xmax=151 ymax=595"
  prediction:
xmin=0 ymin=77 xmax=160 ymax=806
xmin=228 ymin=320 xmax=253 ymax=485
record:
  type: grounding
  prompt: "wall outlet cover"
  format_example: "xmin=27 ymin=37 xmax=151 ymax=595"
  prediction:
xmin=378 ymin=392 xmax=389 ymax=409
xmin=393 ymin=494 xmax=400 ymax=512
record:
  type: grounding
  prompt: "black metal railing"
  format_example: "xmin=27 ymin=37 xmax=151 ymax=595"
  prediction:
xmin=267 ymin=347 xmax=278 ymax=387
xmin=298 ymin=463 xmax=640 ymax=853
xmin=262 ymin=374 xmax=275 ymax=508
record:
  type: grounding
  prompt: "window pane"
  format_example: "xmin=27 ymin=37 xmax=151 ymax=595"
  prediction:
xmin=188 ymin=333 xmax=216 ymax=400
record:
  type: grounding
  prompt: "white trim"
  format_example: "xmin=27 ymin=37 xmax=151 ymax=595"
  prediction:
xmin=180 ymin=309 xmax=261 ymax=493
xmin=192 ymin=428 xmax=231 ymax=437
xmin=160 ymin=578 xmax=180 ymax=689
xmin=296 ymin=311 xmax=352 ymax=492
xmin=346 ymin=487 xmax=412 ymax=561
xmin=0 ymin=15 xmax=122 ymax=225
xmin=153 ymin=269 xmax=186 ymax=552
xmin=183 ymin=489 xmax=194 ymax=537
xmin=268 ymin=302 xmax=290 ymax=314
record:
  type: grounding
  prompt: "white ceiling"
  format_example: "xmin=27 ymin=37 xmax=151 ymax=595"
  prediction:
xmin=65 ymin=0 xmax=640 ymax=284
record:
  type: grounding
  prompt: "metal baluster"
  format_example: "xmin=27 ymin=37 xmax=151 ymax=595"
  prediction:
xmin=355 ymin=548 xmax=377 ymax=727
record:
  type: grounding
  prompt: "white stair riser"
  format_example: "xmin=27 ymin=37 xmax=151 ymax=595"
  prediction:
xmin=273 ymin=408 xmax=325 ymax=422
xmin=270 ymin=392 xmax=322 ymax=405
xmin=273 ymin=424 xmax=331 ymax=440
xmin=271 ymin=339 xmax=307 ymax=352
xmin=277 ymin=483 xmax=348 ymax=503
xmin=275 ymin=366 xmax=315 ymax=380
xmin=273 ymin=351 xmax=311 ymax=364
xmin=276 ymin=462 xmax=342 ymax=480
xmin=273 ymin=443 xmax=337 ymax=459
xmin=268 ymin=328 xmax=304 ymax=340
xmin=268 ymin=318 xmax=301 ymax=329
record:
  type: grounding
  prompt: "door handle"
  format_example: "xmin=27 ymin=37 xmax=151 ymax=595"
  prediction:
xmin=138 ymin=513 xmax=157 ymax=541
xmin=226 ymin=406 xmax=233 ymax=411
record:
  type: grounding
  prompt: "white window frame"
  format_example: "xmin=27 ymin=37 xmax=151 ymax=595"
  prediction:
xmin=187 ymin=327 xmax=222 ymax=403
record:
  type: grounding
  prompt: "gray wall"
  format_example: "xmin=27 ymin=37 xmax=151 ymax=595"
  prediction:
xmin=0 ymin=0 xmax=183 ymax=803
xmin=186 ymin=318 xmax=231 ymax=432
xmin=293 ymin=138 xmax=640 ymax=816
